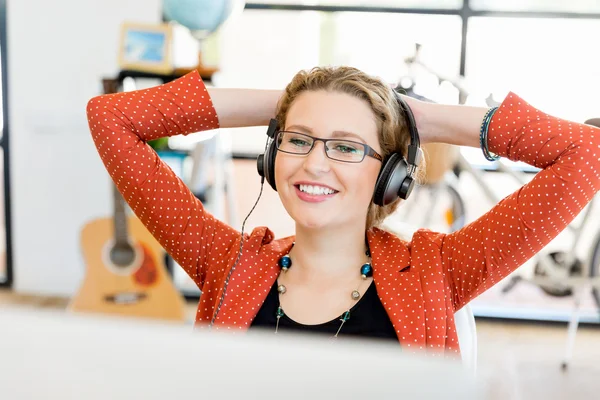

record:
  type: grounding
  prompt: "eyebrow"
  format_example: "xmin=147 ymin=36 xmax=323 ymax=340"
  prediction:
xmin=285 ymin=124 xmax=367 ymax=143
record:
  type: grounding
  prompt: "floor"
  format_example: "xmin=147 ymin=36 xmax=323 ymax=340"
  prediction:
xmin=475 ymin=320 xmax=600 ymax=399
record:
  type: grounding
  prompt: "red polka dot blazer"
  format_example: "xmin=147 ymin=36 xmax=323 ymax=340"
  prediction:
xmin=86 ymin=71 xmax=600 ymax=355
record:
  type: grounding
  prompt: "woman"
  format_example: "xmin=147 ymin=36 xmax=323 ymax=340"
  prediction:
xmin=86 ymin=66 xmax=600 ymax=356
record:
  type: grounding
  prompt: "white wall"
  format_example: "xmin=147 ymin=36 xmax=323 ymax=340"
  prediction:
xmin=8 ymin=0 xmax=162 ymax=295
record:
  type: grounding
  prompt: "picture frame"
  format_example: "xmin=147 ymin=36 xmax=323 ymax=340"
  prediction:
xmin=118 ymin=22 xmax=174 ymax=74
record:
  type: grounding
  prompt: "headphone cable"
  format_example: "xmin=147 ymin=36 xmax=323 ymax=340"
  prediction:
xmin=208 ymin=135 xmax=270 ymax=329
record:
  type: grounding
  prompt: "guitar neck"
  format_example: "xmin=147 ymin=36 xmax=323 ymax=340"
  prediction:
xmin=102 ymin=78 xmax=130 ymax=247
xmin=113 ymin=184 xmax=129 ymax=246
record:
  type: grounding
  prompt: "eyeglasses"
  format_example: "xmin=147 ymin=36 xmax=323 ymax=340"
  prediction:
xmin=275 ymin=131 xmax=383 ymax=163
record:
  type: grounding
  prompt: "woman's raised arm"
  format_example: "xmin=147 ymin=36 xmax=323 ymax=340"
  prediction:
xmin=406 ymin=93 xmax=600 ymax=311
xmin=86 ymin=71 xmax=279 ymax=288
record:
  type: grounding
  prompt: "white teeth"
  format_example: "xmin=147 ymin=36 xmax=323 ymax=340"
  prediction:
xmin=299 ymin=184 xmax=335 ymax=195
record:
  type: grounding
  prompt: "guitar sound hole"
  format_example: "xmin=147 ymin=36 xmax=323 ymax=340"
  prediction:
xmin=109 ymin=244 xmax=136 ymax=268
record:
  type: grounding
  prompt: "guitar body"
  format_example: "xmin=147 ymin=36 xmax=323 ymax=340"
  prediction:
xmin=70 ymin=215 xmax=186 ymax=322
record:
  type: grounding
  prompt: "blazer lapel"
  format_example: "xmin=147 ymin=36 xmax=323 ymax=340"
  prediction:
xmin=215 ymin=229 xmax=294 ymax=329
xmin=368 ymin=228 xmax=427 ymax=351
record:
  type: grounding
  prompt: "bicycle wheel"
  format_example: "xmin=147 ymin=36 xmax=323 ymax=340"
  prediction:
xmin=533 ymin=251 xmax=583 ymax=297
xmin=589 ymin=229 xmax=600 ymax=311
xmin=443 ymin=175 xmax=467 ymax=232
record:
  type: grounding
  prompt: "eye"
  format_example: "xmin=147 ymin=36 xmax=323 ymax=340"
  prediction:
xmin=289 ymin=137 xmax=311 ymax=147
xmin=333 ymin=143 xmax=360 ymax=153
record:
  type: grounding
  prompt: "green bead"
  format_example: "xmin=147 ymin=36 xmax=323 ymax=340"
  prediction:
xmin=341 ymin=311 xmax=350 ymax=322
xmin=278 ymin=255 xmax=292 ymax=270
xmin=276 ymin=307 xmax=285 ymax=318
xmin=360 ymin=263 xmax=373 ymax=278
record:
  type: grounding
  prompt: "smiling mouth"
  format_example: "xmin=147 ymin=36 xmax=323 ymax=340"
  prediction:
xmin=295 ymin=184 xmax=339 ymax=196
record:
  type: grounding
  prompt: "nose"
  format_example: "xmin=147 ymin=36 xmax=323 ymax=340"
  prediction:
xmin=303 ymin=141 xmax=330 ymax=175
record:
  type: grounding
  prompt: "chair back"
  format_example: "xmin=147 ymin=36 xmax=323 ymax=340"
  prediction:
xmin=455 ymin=303 xmax=478 ymax=373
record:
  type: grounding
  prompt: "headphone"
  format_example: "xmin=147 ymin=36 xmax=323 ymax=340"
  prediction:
xmin=256 ymin=88 xmax=422 ymax=206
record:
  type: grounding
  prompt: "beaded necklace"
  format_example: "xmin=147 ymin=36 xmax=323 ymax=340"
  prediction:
xmin=274 ymin=245 xmax=373 ymax=338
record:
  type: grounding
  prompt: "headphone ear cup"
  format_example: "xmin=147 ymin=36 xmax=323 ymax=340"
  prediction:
xmin=263 ymin=140 xmax=278 ymax=191
xmin=398 ymin=176 xmax=415 ymax=200
xmin=373 ymin=153 xmax=409 ymax=206
xmin=257 ymin=154 xmax=266 ymax=179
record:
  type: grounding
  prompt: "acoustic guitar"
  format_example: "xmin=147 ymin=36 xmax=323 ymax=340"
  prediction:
xmin=69 ymin=78 xmax=186 ymax=322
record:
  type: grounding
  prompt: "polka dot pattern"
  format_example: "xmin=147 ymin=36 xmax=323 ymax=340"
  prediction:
xmin=86 ymin=71 xmax=600 ymax=356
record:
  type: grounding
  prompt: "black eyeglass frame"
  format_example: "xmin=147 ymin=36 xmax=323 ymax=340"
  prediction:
xmin=274 ymin=130 xmax=383 ymax=163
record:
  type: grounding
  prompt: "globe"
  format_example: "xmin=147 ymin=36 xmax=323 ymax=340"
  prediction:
xmin=163 ymin=0 xmax=245 ymax=38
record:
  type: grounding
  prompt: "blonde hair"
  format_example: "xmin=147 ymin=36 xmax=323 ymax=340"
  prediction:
xmin=275 ymin=66 xmax=422 ymax=230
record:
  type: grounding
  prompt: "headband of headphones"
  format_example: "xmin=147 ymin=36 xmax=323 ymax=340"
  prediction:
xmin=391 ymin=88 xmax=422 ymax=170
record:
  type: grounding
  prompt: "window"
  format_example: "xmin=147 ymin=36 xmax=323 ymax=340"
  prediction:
xmin=213 ymin=9 xmax=322 ymax=89
xmin=218 ymin=10 xmax=462 ymax=90
xmin=249 ymin=1 xmax=463 ymax=10
xmin=327 ymin=12 xmax=462 ymax=85
xmin=466 ymin=17 xmax=600 ymax=123
xmin=471 ymin=0 xmax=600 ymax=13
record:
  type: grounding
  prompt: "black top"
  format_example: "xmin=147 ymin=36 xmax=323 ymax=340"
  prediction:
xmin=250 ymin=280 xmax=398 ymax=344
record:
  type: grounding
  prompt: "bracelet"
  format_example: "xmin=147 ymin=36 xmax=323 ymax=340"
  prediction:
xmin=479 ymin=107 xmax=500 ymax=161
